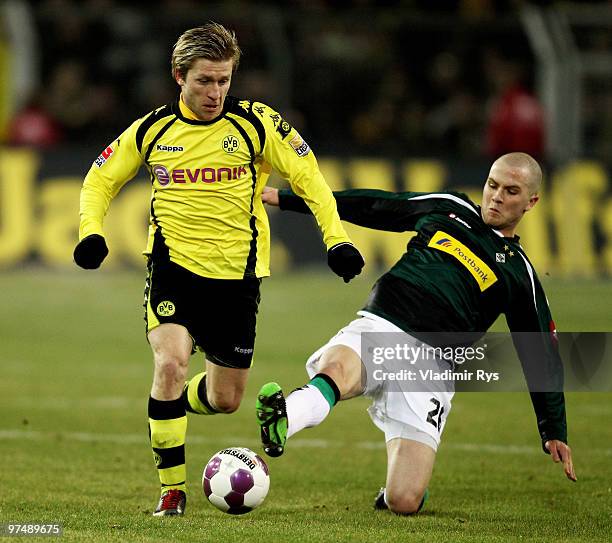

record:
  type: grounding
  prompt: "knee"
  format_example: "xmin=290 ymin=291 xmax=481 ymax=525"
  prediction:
xmin=154 ymin=353 xmax=189 ymax=380
xmin=208 ymin=393 xmax=241 ymax=414
xmin=207 ymin=385 xmax=243 ymax=413
xmin=385 ymin=490 xmax=425 ymax=515
xmin=319 ymin=358 xmax=344 ymax=375
xmin=318 ymin=354 xmax=352 ymax=386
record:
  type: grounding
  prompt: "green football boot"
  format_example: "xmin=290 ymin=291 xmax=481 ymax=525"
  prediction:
xmin=256 ymin=382 xmax=288 ymax=457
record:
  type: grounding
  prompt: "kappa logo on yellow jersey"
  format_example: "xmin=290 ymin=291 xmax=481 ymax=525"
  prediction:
xmin=428 ymin=231 xmax=498 ymax=292
xmin=156 ymin=144 xmax=184 ymax=152
xmin=289 ymin=133 xmax=311 ymax=157
xmin=157 ymin=301 xmax=175 ymax=316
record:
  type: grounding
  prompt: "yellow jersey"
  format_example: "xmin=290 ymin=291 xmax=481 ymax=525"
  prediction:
xmin=78 ymin=96 xmax=352 ymax=278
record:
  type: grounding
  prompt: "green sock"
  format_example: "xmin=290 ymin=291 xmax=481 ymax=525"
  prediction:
xmin=309 ymin=373 xmax=340 ymax=408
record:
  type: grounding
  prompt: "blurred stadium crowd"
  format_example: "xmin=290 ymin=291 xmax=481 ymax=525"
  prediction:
xmin=2 ymin=0 xmax=612 ymax=161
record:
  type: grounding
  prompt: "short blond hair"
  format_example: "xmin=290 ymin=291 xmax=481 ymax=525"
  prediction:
xmin=494 ymin=152 xmax=543 ymax=194
xmin=171 ymin=22 xmax=241 ymax=78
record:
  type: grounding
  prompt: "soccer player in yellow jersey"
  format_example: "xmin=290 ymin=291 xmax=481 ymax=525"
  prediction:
xmin=74 ymin=22 xmax=364 ymax=516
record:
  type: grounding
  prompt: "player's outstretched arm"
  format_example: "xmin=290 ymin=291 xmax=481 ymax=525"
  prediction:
xmin=261 ymin=187 xmax=279 ymax=206
xmin=545 ymin=440 xmax=577 ymax=482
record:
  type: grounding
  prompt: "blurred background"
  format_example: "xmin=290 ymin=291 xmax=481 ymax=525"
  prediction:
xmin=0 ymin=0 xmax=611 ymax=277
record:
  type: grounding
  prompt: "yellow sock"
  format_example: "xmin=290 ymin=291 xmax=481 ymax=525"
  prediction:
xmin=182 ymin=372 xmax=218 ymax=415
xmin=148 ymin=397 xmax=187 ymax=494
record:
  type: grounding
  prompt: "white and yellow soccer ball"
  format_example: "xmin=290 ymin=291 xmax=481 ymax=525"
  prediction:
xmin=202 ymin=447 xmax=270 ymax=514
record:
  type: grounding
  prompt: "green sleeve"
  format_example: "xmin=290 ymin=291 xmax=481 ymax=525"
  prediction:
xmin=279 ymin=188 xmax=444 ymax=232
xmin=506 ymin=262 xmax=568 ymax=450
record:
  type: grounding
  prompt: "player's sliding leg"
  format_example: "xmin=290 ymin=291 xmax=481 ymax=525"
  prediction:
xmin=148 ymin=323 xmax=192 ymax=516
xmin=374 ymin=437 xmax=435 ymax=515
xmin=257 ymin=345 xmax=364 ymax=456
xmin=285 ymin=345 xmax=364 ymax=438
xmin=256 ymin=382 xmax=288 ymax=457
xmin=257 ymin=373 xmax=340 ymax=457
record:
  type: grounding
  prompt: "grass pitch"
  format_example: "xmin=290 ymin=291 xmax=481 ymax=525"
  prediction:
xmin=1 ymin=269 xmax=611 ymax=542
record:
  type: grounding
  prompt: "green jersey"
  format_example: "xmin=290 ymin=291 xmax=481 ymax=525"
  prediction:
xmin=279 ymin=188 xmax=567 ymax=447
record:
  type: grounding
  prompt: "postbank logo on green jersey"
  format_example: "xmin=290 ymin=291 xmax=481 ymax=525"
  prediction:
xmin=428 ymin=231 xmax=497 ymax=292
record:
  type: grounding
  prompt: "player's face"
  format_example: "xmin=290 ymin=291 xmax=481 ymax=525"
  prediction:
xmin=176 ymin=58 xmax=233 ymax=121
xmin=481 ymin=162 xmax=539 ymax=237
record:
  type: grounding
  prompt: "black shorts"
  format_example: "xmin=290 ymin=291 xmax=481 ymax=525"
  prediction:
xmin=144 ymin=258 xmax=261 ymax=369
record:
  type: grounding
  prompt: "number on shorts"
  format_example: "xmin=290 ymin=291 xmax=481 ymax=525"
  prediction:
xmin=426 ymin=398 xmax=444 ymax=432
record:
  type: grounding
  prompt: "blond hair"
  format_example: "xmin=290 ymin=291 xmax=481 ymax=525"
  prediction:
xmin=171 ymin=22 xmax=241 ymax=78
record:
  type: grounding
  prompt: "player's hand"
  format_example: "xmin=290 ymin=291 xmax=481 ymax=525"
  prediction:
xmin=327 ymin=242 xmax=365 ymax=283
xmin=545 ymin=440 xmax=577 ymax=482
xmin=262 ymin=187 xmax=280 ymax=206
xmin=73 ymin=234 xmax=109 ymax=269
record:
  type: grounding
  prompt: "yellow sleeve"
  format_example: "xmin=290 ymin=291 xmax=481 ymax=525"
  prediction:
xmin=78 ymin=119 xmax=144 ymax=240
xmin=255 ymin=102 xmax=351 ymax=249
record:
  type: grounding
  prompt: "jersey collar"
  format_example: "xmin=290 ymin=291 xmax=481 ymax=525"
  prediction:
xmin=178 ymin=97 xmax=200 ymax=120
xmin=490 ymin=228 xmax=520 ymax=242
xmin=174 ymin=96 xmax=230 ymax=125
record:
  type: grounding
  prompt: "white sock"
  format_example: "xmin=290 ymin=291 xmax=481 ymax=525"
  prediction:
xmin=286 ymin=384 xmax=331 ymax=439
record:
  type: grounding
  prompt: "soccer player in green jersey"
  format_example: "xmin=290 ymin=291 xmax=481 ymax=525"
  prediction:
xmin=257 ymin=152 xmax=577 ymax=515
xmin=73 ymin=22 xmax=364 ymax=516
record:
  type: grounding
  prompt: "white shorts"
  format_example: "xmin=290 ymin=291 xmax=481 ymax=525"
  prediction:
xmin=306 ymin=311 xmax=453 ymax=451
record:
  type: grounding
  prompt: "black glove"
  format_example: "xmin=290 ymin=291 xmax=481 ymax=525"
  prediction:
xmin=74 ymin=234 xmax=109 ymax=269
xmin=327 ymin=242 xmax=365 ymax=283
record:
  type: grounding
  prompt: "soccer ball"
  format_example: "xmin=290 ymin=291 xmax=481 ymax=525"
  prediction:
xmin=203 ymin=447 xmax=270 ymax=514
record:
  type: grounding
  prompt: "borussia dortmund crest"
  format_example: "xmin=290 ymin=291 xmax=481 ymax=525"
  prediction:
xmin=222 ymin=135 xmax=240 ymax=153
xmin=157 ymin=301 xmax=175 ymax=316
